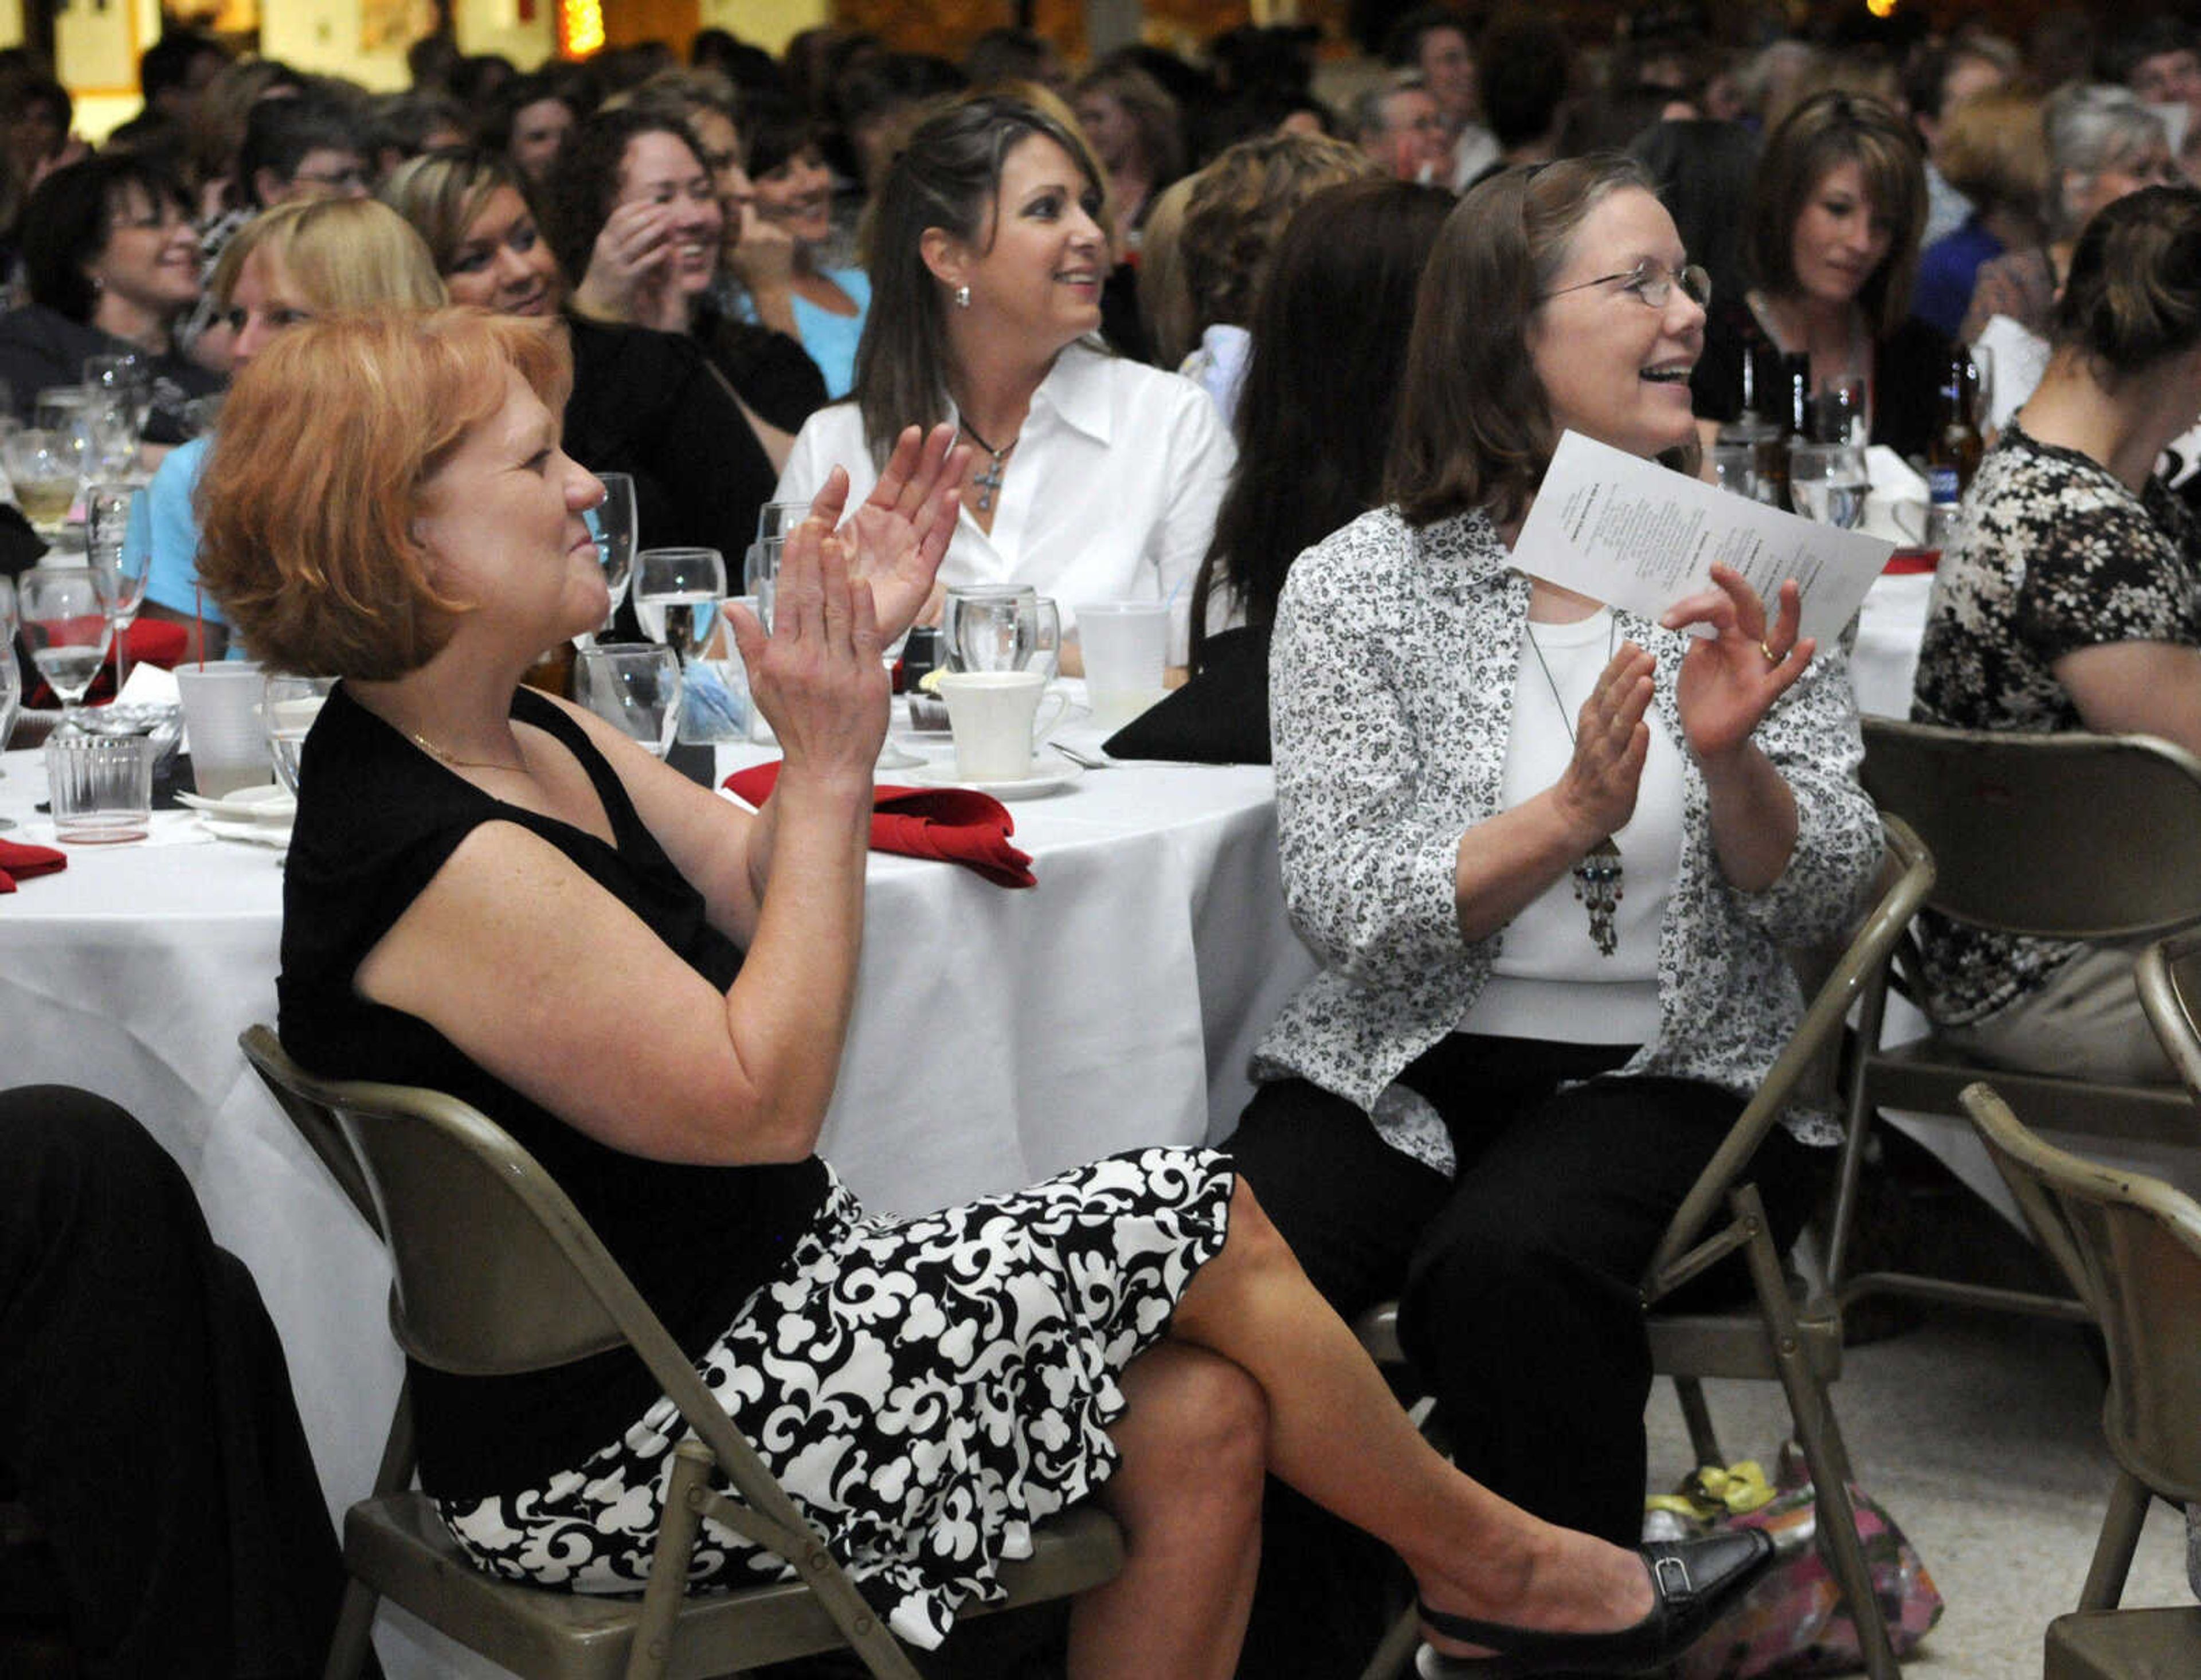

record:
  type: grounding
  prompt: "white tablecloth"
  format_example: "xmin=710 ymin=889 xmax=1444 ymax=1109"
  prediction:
xmin=0 ymin=709 xmax=1316 ymax=1675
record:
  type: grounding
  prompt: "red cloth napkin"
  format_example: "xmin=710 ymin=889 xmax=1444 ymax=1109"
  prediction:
xmin=724 ymin=762 xmax=1036 ymax=890
xmin=0 ymin=838 xmax=67 ymax=893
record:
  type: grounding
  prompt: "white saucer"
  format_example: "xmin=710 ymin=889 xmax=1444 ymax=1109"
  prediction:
xmin=198 ymin=815 xmax=293 ymax=848
xmin=895 ymin=760 xmax=1083 ymax=800
xmin=178 ymin=785 xmax=295 ymax=824
xmin=875 ymin=739 xmax=927 ymax=771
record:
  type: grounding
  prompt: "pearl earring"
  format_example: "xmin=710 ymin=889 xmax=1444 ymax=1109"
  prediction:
xmin=954 ymin=284 xmax=971 ymax=310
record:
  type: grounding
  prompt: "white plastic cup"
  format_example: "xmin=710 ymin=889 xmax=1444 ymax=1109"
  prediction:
xmin=939 ymin=670 xmax=1069 ymax=781
xmin=177 ymin=662 xmax=271 ymax=799
xmin=45 ymin=732 xmax=153 ymax=842
xmin=1076 ymin=601 xmax=1170 ymax=731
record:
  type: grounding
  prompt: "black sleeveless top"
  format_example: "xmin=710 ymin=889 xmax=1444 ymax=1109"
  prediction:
xmin=277 ymin=683 xmax=830 ymax=1496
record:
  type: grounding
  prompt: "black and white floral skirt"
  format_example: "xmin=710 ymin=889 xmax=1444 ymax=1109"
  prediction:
xmin=438 ymin=1146 xmax=1235 ymax=1649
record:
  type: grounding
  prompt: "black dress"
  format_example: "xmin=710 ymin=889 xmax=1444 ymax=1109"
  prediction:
xmin=277 ymin=683 xmax=1235 ymax=1648
xmin=0 ymin=303 xmax=222 ymax=445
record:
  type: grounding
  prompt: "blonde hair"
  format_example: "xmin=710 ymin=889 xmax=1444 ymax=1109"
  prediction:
xmin=198 ymin=309 xmax=571 ymax=678
xmin=207 ymin=196 xmax=447 ymax=314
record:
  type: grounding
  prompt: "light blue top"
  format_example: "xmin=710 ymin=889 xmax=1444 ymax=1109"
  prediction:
xmin=742 ymin=267 xmax=870 ymax=400
xmin=140 ymin=433 xmax=243 ymax=657
xmin=143 ymin=435 xmax=217 ymax=624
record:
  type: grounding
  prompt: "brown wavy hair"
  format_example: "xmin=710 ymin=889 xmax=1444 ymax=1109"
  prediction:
xmin=2052 ymin=183 xmax=2201 ymax=382
xmin=197 ymin=309 xmax=571 ymax=678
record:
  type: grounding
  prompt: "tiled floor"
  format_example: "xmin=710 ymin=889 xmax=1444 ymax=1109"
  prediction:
xmin=1645 ymin=1307 xmax=2195 ymax=1677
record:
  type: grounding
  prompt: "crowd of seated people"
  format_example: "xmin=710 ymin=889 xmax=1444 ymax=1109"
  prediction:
xmin=13 ymin=9 xmax=2201 ymax=1677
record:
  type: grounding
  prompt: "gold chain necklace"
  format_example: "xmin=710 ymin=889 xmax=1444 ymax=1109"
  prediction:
xmin=1522 ymin=614 xmax=1624 ymax=957
xmin=407 ymin=728 xmax=526 ymax=776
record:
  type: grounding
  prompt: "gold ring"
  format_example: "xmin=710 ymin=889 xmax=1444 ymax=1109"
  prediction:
xmin=1760 ymin=640 xmax=1780 ymax=664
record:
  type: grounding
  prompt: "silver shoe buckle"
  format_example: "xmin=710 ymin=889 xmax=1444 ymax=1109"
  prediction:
xmin=1653 ymin=1554 xmax=1693 ymax=1600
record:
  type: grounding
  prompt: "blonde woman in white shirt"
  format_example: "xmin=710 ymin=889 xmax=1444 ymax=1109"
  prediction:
xmin=774 ymin=93 xmax=1235 ymax=671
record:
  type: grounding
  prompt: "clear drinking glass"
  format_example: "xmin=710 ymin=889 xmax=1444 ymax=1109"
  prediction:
xmin=264 ymin=674 xmax=335 ymax=794
xmin=18 ymin=567 xmax=113 ymax=718
xmin=4 ymin=428 xmax=80 ymax=537
xmin=574 ymin=644 xmax=682 ymax=758
xmin=755 ymin=500 xmax=811 ymax=543
xmin=583 ymin=471 xmax=637 ymax=643
xmin=1707 ymin=443 xmax=1761 ymax=501
xmin=83 ymin=351 xmax=151 ymax=442
xmin=633 ymin=547 xmax=727 ymax=661
xmin=743 ymin=539 xmax=782 ymax=631
xmin=942 ymin=585 xmax=1059 ymax=675
xmin=1787 ymin=441 xmax=1871 ymax=530
xmin=86 ymin=484 xmax=148 ymax=693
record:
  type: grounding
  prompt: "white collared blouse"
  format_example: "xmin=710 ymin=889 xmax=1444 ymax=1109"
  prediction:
xmin=1252 ymin=504 xmax=1884 ymax=1172
xmin=774 ymin=342 xmax=1236 ymax=663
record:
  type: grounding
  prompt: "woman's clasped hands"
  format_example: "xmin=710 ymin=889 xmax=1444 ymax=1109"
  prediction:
xmin=1660 ymin=563 xmax=1815 ymax=764
xmin=725 ymin=424 xmax=966 ymax=783
xmin=725 ymin=501 xmax=888 ymax=786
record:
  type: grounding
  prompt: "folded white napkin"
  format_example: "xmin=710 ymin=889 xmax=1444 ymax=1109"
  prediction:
xmin=117 ymin=662 xmax=181 ymax=707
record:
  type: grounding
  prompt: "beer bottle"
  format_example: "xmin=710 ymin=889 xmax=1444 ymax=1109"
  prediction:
xmin=1925 ymin=351 xmax=1984 ymax=549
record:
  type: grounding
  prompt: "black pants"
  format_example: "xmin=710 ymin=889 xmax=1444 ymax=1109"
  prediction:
xmin=0 ymin=1086 xmax=352 ymax=1679
xmin=1223 ymin=1036 xmax=1822 ymax=1677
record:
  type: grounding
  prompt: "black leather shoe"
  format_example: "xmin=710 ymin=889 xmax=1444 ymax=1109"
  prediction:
xmin=1413 ymin=1527 xmax=1777 ymax=1678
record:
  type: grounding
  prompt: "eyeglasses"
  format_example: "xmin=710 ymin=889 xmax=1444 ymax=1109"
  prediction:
xmin=1541 ymin=259 xmax=1712 ymax=310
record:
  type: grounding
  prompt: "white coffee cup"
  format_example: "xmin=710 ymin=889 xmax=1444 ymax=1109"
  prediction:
xmin=938 ymin=669 xmax=1068 ymax=781
xmin=1075 ymin=601 xmax=1170 ymax=731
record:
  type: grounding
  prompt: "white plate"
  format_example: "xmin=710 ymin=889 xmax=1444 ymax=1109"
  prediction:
xmin=894 ymin=761 xmax=1083 ymax=800
xmin=177 ymin=785 xmax=296 ymax=824
xmin=199 ymin=815 xmax=293 ymax=848
xmin=875 ymin=739 xmax=927 ymax=772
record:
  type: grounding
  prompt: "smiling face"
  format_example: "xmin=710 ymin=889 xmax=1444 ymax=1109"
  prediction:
xmin=444 ymin=185 xmax=559 ymax=317
xmin=508 ymin=97 xmax=573 ymax=183
xmin=412 ymin=365 xmax=606 ymax=649
xmin=91 ymin=181 xmax=201 ymax=319
xmin=932 ymin=134 xmax=1108 ymax=360
xmin=615 ymin=130 xmax=722 ymax=297
xmin=1529 ymin=186 xmax=1705 ymax=461
xmin=750 ymin=142 xmax=833 ymax=249
xmin=1787 ymin=158 xmax=1894 ymax=310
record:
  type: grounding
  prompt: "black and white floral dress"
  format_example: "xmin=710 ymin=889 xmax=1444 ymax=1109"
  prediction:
xmin=1910 ymin=422 xmax=2201 ymax=1025
xmin=279 ymin=685 xmax=1235 ymax=1653
xmin=440 ymin=1150 xmax=1232 ymax=1649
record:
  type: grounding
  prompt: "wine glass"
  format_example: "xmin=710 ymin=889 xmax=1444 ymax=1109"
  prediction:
xmin=633 ymin=547 xmax=727 ymax=663
xmin=86 ymin=484 xmax=148 ymax=694
xmin=83 ymin=351 xmax=151 ymax=443
xmin=581 ymin=471 xmax=636 ymax=645
xmin=573 ymin=644 xmax=682 ymax=758
xmin=4 ymin=428 xmax=79 ymax=539
xmin=17 ymin=567 xmax=113 ymax=719
xmin=1787 ymin=441 xmax=1871 ymax=530
xmin=264 ymin=674 xmax=335 ymax=794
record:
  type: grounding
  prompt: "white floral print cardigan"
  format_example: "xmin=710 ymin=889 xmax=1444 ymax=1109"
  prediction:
xmin=1250 ymin=505 xmax=1884 ymax=1175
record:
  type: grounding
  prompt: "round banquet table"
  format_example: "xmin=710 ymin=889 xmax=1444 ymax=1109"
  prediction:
xmin=0 ymin=697 xmax=1316 ymax=1677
